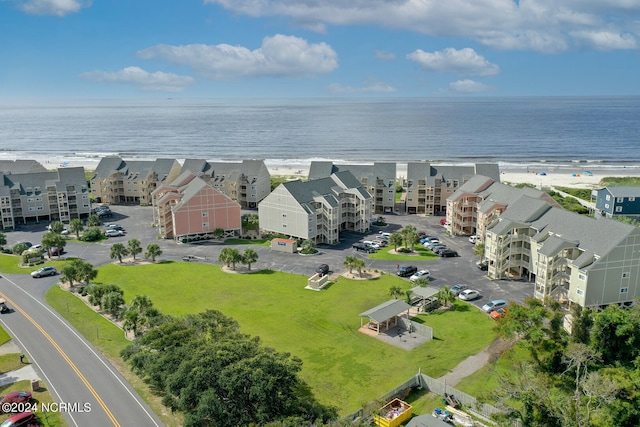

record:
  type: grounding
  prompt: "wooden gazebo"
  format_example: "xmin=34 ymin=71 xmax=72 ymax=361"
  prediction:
xmin=359 ymin=300 xmax=411 ymax=334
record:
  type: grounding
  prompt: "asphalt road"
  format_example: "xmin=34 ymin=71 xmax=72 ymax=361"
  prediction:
xmin=0 ymin=206 xmax=534 ymax=426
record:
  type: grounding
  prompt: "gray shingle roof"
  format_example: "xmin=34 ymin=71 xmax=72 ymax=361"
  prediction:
xmin=603 ymin=186 xmax=640 ymax=198
xmin=308 ymin=161 xmax=396 ymax=187
xmin=359 ymin=299 xmax=411 ymax=323
xmin=0 ymin=160 xmax=47 ymax=174
xmin=283 ymin=171 xmax=371 ymax=208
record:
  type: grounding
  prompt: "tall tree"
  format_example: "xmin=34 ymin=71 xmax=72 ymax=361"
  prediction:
xmin=74 ymin=259 xmax=98 ymax=284
xmin=353 ymin=258 xmax=365 ymax=277
xmin=388 ymin=286 xmax=403 ymax=299
xmin=87 ymin=214 xmax=101 ymax=227
xmin=145 ymin=243 xmax=162 ymax=262
xmin=437 ymin=285 xmax=456 ymax=308
xmin=0 ymin=232 xmax=6 ymax=250
xmin=69 ymin=218 xmax=84 ymax=238
xmin=49 ymin=221 xmax=64 ymax=234
xmin=110 ymin=243 xmax=129 ymax=263
xmin=474 ymin=242 xmax=486 ymax=262
xmin=389 ymin=232 xmax=403 ymax=251
xmin=127 ymin=239 xmax=142 ymax=260
xmin=591 ymin=304 xmax=640 ymax=366
xmin=242 ymin=248 xmax=258 ymax=270
xmin=219 ymin=247 xmax=241 ymax=269
xmin=41 ymin=231 xmax=66 ymax=258
xmin=343 ymin=255 xmax=357 ymax=273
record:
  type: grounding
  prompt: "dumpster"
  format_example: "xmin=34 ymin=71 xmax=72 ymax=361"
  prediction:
xmin=373 ymin=398 xmax=412 ymax=427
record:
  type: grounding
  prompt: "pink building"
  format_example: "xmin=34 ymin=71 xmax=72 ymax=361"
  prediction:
xmin=152 ymin=172 xmax=241 ymax=241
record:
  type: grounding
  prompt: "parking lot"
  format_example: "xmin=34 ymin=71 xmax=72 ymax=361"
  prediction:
xmin=4 ymin=208 xmax=533 ymax=311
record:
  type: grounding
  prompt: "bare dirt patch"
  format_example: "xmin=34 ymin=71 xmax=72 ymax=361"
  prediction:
xmin=341 ymin=270 xmax=383 ymax=280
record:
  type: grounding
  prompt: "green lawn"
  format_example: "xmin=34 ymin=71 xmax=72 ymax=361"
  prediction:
xmin=223 ymin=238 xmax=270 ymax=246
xmin=0 ymin=327 xmax=10 ymax=346
xmin=369 ymin=246 xmax=439 ymax=261
xmin=88 ymin=262 xmax=496 ymax=415
xmin=0 ymin=254 xmax=72 ymax=275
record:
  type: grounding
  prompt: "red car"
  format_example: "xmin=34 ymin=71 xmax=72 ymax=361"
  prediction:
xmin=439 ymin=218 xmax=447 ymax=225
xmin=1 ymin=391 xmax=32 ymax=405
xmin=0 ymin=411 xmax=38 ymax=426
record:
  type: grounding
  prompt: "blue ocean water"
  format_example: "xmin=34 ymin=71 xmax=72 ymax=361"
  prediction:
xmin=0 ymin=96 xmax=638 ymax=168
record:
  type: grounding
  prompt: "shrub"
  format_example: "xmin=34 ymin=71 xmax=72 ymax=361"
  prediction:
xmin=12 ymin=243 xmax=29 ymax=255
xmin=81 ymin=227 xmax=104 ymax=242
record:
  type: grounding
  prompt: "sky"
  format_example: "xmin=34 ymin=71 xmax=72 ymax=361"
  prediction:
xmin=2 ymin=0 xmax=640 ymax=98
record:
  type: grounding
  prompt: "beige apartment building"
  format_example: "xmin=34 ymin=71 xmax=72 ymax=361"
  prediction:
xmin=180 ymin=159 xmax=271 ymax=209
xmin=258 ymin=171 xmax=373 ymax=244
xmin=446 ymin=176 xmax=560 ymax=238
xmin=90 ymin=157 xmax=182 ymax=205
xmin=404 ymin=163 xmax=500 ymax=215
xmin=309 ymin=161 xmax=396 ymax=214
xmin=0 ymin=166 xmax=91 ymax=228
xmin=485 ymin=195 xmax=640 ymax=309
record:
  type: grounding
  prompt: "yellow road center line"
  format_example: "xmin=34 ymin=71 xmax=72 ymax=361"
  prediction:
xmin=1 ymin=292 xmax=120 ymax=427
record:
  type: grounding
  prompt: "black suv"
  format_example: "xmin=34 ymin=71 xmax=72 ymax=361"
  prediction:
xmin=439 ymin=249 xmax=459 ymax=258
xmin=316 ymin=264 xmax=329 ymax=276
xmin=353 ymin=243 xmax=375 ymax=253
xmin=397 ymin=265 xmax=418 ymax=277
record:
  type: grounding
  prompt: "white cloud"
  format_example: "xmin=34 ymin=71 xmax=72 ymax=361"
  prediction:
xmin=327 ymin=79 xmax=396 ymax=94
xmin=570 ymin=30 xmax=637 ymax=50
xmin=375 ymin=50 xmax=395 ymax=60
xmin=12 ymin=0 xmax=88 ymax=16
xmin=449 ymin=79 xmax=492 ymax=93
xmin=205 ymin=0 xmax=640 ymax=53
xmin=79 ymin=67 xmax=194 ymax=92
xmin=407 ymin=48 xmax=500 ymax=77
xmin=137 ymin=34 xmax=338 ymax=79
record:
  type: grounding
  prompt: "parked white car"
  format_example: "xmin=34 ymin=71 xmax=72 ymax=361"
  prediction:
xmin=362 ymin=241 xmax=380 ymax=249
xmin=459 ymin=289 xmax=480 ymax=301
xmin=469 ymin=235 xmax=479 ymax=243
xmin=409 ymin=270 xmax=431 ymax=282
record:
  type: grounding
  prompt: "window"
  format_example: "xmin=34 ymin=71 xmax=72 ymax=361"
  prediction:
xmin=621 ymin=287 xmax=629 ymax=293
xmin=578 ymin=274 xmax=585 ymax=280
xmin=202 ymin=212 xmax=208 ymax=217
xmin=616 ymin=206 xmax=623 ymax=212
xmin=282 ymin=213 xmax=287 ymax=218
xmin=576 ymin=289 xmax=584 ymax=296
xmin=606 ymin=194 xmax=611 ymax=201
xmin=630 ymin=197 xmax=636 ymax=202
xmin=622 ymin=272 xmax=630 ymax=278
xmin=617 ymin=197 xmax=624 ymax=203
xmin=282 ymin=224 xmax=287 ymax=228
xmin=202 ymin=222 xmax=209 ymax=228
xmin=605 ymin=203 xmax=610 ymax=209
xmin=27 ymin=198 xmax=34 ymax=202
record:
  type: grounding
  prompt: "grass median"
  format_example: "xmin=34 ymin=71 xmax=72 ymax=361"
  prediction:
xmin=368 ymin=246 xmax=439 ymax=261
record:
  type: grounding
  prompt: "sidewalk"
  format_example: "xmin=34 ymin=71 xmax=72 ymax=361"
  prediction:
xmin=0 ymin=340 xmax=39 ymax=386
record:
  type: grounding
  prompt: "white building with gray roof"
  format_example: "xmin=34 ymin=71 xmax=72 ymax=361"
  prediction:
xmin=485 ymin=195 xmax=640 ymax=309
xmin=258 ymin=171 xmax=373 ymax=244
xmin=0 ymin=166 xmax=91 ymax=228
xmin=90 ymin=157 xmax=182 ymax=205
xmin=309 ymin=161 xmax=396 ymax=214
xmin=405 ymin=162 xmax=500 ymax=215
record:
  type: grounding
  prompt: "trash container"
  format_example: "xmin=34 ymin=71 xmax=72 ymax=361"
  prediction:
xmin=30 ymin=379 xmax=39 ymax=392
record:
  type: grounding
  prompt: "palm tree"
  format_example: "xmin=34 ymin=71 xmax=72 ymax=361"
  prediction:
xmin=110 ymin=243 xmax=129 ymax=263
xmin=413 ymin=277 xmax=430 ymax=287
xmin=301 ymin=239 xmax=317 ymax=254
xmin=219 ymin=247 xmax=241 ymax=269
xmin=69 ymin=218 xmax=84 ymax=238
xmin=49 ymin=221 xmax=64 ymax=234
xmin=60 ymin=264 xmax=79 ymax=287
xmin=405 ymin=290 xmax=414 ymax=304
xmin=389 ymin=233 xmax=403 ymax=251
xmin=401 ymin=225 xmax=417 ymax=248
xmin=388 ymin=285 xmax=404 ymax=299
xmin=437 ymin=285 xmax=456 ymax=308
xmin=74 ymin=260 xmax=97 ymax=284
xmin=354 ymin=258 xmax=366 ymax=277
xmin=474 ymin=242 xmax=486 ymax=262
xmin=343 ymin=255 xmax=358 ymax=273
xmin=406 ymin=230 xmax=420 ymax=252
xmin=87 ymin=214 xmax=101 ymax=227
xmin=127 ymin=239 xmax=142 ymax=260
xmin=242 ymin=248 xmax=259 ymax=270
xmin=145 ymin=243 xmax=162 ymax=262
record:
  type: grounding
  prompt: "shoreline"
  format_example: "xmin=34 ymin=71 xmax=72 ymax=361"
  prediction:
xmin=26 ymin=156 xmax=640 ymax=189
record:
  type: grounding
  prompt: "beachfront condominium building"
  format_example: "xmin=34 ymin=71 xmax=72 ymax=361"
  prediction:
xmin=485 ymin=195 xmax=640 ymax=309
xmin=90 ymin=157 xmax=182 ymax=205
xmin=404 ymin=163 xmax=500 ymax=215
xmin=0 ymin=166 xmax=91 ymax=228
xmin=309 ymin=161 xmax=396 ymax=214
xmin=0 ymin=160 xmax=48 ymax=175
xmin=594 ymin=186 xmax=640 ymax=220
xmin=180 ymin=159 xmax=271 ymax=209
xmin=446 ymin=176 xmax=560 ymax=238
xmin=151 ymin=171 xmax=241 ymax=241
xmin=258 ymin=171 xmax=373 ymax=244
